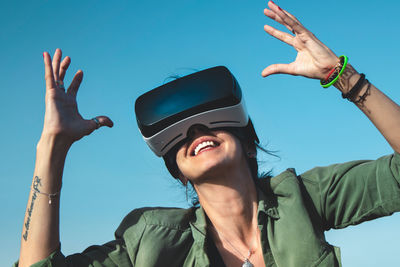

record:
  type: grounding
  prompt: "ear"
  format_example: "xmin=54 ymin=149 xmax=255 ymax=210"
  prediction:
xmin=245 ymin=143 xmax=257 ymax=159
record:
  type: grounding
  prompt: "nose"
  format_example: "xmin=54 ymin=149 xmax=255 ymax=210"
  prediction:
xmin=187 ymin=124 xmax=210 ymax=139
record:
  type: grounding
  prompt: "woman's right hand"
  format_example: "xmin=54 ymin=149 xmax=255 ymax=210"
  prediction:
xmin=41 ymin=49 xmax=113 ymax=149
xmin=19 ymin=49 xmax=113 ymax=267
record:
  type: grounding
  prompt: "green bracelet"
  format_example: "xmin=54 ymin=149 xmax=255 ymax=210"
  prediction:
xmin=320 ymin=55 xmax=348 ymax=88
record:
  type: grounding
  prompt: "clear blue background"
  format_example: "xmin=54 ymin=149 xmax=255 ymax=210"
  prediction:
xmin=1 ymin=0 xmax=400 ymax=266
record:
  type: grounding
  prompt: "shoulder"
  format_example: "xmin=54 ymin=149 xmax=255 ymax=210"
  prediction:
xmin=257 ymin=168 xmax=322 ymax=204
xmin=258 ymin=168 xmax=300 ymax=192
xmin=115 ymin=206 xmax=196 ymax=237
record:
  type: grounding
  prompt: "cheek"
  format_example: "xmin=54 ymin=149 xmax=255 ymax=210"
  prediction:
xmin=175 ymin=147 xmax=189 ymax=176
xmin=220 ymin=134 xmax=244 ymax=160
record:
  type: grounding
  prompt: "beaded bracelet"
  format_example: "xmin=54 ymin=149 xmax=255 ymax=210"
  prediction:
xmin=320 ymin=55 xmax=348 ymax=88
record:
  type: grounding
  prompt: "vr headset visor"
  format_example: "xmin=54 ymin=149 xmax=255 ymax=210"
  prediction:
xmin=135 ymin=66 xmax=255 ymax=156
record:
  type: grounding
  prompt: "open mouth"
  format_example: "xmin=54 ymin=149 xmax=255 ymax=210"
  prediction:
xmin=191 ymin=140 xmax=220 ymax=156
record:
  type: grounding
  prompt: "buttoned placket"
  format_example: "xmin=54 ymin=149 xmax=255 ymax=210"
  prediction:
xmin=256 ymin=181 xmax=280 ymax=267
xmin=189 ymin=207 xmax=210 ymax=266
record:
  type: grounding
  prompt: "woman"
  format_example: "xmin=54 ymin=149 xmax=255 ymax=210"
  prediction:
xmin=17 ymin=1 xmax=400 ymax=267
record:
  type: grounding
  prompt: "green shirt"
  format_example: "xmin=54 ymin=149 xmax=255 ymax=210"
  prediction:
xmin=20 ymin=153 xmax=400 ymax=267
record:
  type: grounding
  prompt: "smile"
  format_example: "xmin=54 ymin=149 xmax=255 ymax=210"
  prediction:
xmin=192 ymin=140 xmax=219 ymax=156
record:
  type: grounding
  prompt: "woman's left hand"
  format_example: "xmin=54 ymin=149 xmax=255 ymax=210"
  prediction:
xmin=262 ymin=1 xmax=339 ymax=80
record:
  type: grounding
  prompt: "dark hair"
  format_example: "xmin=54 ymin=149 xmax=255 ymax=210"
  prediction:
xmin=163 ymin=123 xmax=275 ymax=205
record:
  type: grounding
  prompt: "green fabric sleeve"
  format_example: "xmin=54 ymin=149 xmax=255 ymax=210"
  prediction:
xmin=12 ymin=209 xmax=147 ymax=267
xmin=12 ymin=246 xmax=64 ymax=267
xmin=13 ymin=239 xmax=132 ymax=267
xmin=300 ymin=153 xmax=400 ymax=230
xmin=12 ymin=249 xmax=62 ymax=267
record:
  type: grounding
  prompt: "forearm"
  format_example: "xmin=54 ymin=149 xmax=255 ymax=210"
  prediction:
xmin=334 ymin=64 xmax=400 ymax=153
xmin=19 ymin=136 xmax=69 ymax=267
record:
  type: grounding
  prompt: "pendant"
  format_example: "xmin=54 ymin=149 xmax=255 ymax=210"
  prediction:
xmin=242 ymin=259 xmax=254 ymax=267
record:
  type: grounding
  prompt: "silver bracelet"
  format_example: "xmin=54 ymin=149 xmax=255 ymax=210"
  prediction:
xmin=32 ymin=181 xmax=61 ymax=205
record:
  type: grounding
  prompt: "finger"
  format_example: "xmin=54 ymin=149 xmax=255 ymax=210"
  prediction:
xmin=59 ymin=56 xmax=71 ymax=81
xmin=261 ymin=63 xmax=297 ymax=77
xmin=52 ymin=48 xmax=62 ymax=81
xmin=67 ymin=70 xmax=83 ymax=96
xmin=83 ymin=116 xmax=114 ymax=136
xmin=267 ymin=1 xmax=306 ymax=35
xmin=264 ymin=8 xmax=294 ymax=33
xmin=264 ymin=24 xmax=294 ymax=46
xmin=282 ymin=9 xmax=302 ymax=26
xmin=266 ymin=2 xmax=303 ymax=25
xmin=43 ymin=52 xmax=56 ymax=90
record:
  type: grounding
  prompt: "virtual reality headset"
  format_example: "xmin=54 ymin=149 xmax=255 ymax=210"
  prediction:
xmin=135 ymin=66 xmax=258 ymax=157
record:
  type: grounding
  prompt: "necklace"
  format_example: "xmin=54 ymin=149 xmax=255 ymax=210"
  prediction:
xmin=209 ymin=225 xmax=257 ymax=267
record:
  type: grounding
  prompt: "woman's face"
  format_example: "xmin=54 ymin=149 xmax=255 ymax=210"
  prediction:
xmin=175 ymin=126 xmax=247 ymax=182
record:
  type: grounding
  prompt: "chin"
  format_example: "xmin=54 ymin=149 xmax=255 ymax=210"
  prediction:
xmin=188 ymin=152 xmax=240 ymax=181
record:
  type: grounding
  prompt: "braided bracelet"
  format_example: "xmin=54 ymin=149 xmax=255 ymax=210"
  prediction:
xmin=320 ymin=55 xmax=348 ymax=88
xmin=341 ymin=73 xmax=366 ymax=101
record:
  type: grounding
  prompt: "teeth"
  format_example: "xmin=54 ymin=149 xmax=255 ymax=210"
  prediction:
xmin=194 ymin=141 xmax=216 ymax=156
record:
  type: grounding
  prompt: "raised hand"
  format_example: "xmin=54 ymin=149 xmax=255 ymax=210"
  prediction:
xmin=41 ymin=49 xmax=113 ymax=148
xmin=262 ymin=1 xmax=339 ymax=80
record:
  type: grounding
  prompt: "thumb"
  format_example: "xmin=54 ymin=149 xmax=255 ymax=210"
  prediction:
xmin=261 ymin=63 xmax=296 ymax=77
xmin=84 ymin=116 xmax=114 ymax=135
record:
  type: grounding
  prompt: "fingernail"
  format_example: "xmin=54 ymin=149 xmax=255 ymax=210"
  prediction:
xmin=270 ymin=0 xmax=275 ymax=4
xmin=43 ymin=52 xmax=45 ymax=58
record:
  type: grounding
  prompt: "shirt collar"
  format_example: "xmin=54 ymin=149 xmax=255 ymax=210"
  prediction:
xmin=255 ymin=177 xmax=280 ymax=220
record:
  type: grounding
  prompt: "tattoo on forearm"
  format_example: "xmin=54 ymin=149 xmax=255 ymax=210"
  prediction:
xmin=23 ymin=176 xmax=41 ymax=241
xmin=354 ymin=82 xmax=371 ymax=108
xmin=334 ymin=64 xmax=357 ymax=92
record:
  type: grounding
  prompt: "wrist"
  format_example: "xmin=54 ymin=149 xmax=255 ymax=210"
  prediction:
xmin=37 ymin=134 xmax=72 ymax=154
xmin=333 ymin=64 xmax=360 ymax=93
xmin=36 ymin=135 xmax=70 ymax=173
xmin=35 ymin=137 xmax=68 ymax=189
xmin=320 ymin=56 xmax=348 ymax=88
xmin=321 ymin=56 xmax=341 ymax=80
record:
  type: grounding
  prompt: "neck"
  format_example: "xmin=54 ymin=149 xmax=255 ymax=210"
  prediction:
xmin=193 ymin=159 xmax=259 ymax=245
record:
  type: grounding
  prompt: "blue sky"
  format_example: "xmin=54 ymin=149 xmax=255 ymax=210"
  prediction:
xmin=1 ymin=0 xmax=400 ymax=266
